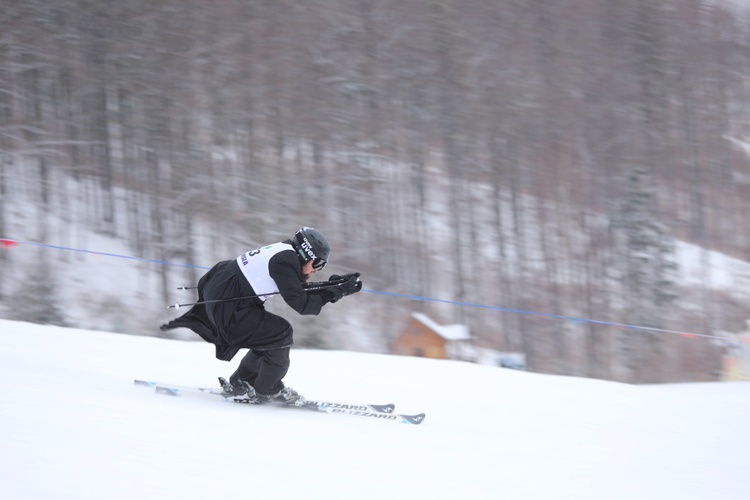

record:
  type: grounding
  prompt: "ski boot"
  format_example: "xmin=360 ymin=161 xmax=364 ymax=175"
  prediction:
xmin=218 ymin=377 xmax=259 ymax=403
xmin=256 ymin=386 xmax=305 ymax=407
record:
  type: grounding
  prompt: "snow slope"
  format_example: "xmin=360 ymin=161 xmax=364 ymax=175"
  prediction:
xmin=0 ymin=319 xmax=748 ymax=500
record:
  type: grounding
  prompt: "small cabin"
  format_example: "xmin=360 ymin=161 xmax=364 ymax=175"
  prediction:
xmin=392 ymin=312 xmax=471 ymax=360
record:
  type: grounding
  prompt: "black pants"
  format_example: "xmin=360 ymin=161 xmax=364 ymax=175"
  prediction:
xmin=230 ymin=346 xmax=290 ymax=396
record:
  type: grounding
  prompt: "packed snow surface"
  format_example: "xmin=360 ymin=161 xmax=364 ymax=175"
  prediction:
xmin=0 ymin=318 xmax=748 ymax=500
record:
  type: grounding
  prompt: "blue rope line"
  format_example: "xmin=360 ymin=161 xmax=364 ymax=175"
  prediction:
xmin=2 ymin=238 xmax=720 ymax=341
xmin=363 ymin=289 xmax=719 ymax=340
xmin=1 ymin=238 xmax=210 ymax=270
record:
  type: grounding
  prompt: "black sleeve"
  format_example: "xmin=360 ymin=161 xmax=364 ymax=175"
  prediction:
xmin=305 ymin=288 xmax=337 ymax=306
xmin=268 ymin=250 xmax=325 ymax=315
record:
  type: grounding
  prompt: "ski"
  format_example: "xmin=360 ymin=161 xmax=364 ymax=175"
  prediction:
xmin=155 ymin=383 xmax=400 ymax=416
xmin=221 ymin=390 xmax=424 ymax=424
xmin=307 ymin=403 xmax=425 ymax=425
xmin=134 ymin=380 xmax=422 ymax=423
xmin=136 ymin=379 xmax=394 ymax=413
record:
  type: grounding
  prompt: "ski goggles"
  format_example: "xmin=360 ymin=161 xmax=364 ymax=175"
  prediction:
xmin=313 ymin=258 xmax=327 ymax=271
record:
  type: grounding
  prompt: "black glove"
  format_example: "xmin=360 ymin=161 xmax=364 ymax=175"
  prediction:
xmin=340 ymin=274 xmax=362 ymax=295
xmin=328 ymin=272 xmax=360 ymax=284
xmin=327 ymin=273 xmax=362 ymax=303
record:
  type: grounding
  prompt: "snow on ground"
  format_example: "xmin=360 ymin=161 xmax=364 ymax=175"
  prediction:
xmin=0 ymin=319 xmax=748 ymax=500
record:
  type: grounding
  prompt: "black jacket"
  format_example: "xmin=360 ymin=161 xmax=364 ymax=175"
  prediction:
xmin=161 ymin=244 xmax=326 ymax=360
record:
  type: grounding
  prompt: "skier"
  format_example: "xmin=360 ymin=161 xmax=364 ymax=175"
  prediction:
xmin=160 ymin=227 xmax=362 ymax=405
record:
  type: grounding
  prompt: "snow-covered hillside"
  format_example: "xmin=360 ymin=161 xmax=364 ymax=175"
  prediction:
xmin=1 ymin=318 xmax=748 ymax=500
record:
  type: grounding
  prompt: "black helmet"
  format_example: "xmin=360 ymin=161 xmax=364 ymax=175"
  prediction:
xmin=292 ymin=227 xmax=330 ymax=270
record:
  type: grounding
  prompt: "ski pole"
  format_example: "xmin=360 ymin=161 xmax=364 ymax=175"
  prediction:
xmin=176 ymin=278 xmax=346 ymax=292
xmin=167 ymin=279 xmax=348 ymax=309
xmin=168 ymin=293 xmax=274 ymax=309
